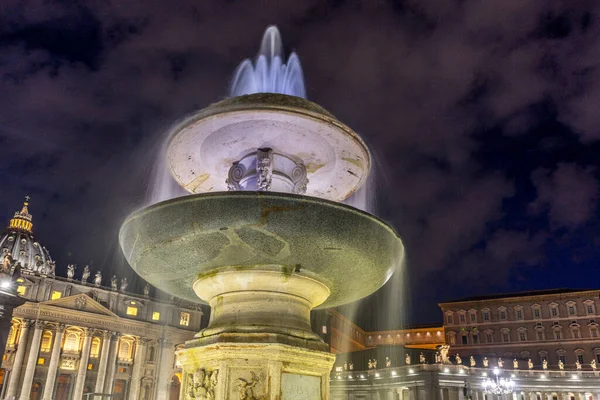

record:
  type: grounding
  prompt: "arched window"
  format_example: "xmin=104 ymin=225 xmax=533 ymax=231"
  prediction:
xmin=90 ymin=337 xmax=101 ymax=358
xmin=40 ymin=331 xmax=53 ymax=353
xmin=118 ymin=340 xmax=132 ymax=360
xmin=63 ymin=332 xmax=80 ymax=352
xmin=147 ymin=346 xmax=155 ymax=362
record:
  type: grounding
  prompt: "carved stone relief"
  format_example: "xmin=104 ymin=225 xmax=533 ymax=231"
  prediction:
xmin=234 ymin=371 xmax=266 ymax=400
xmin=186 ymin=369 xmax=218 ymax=400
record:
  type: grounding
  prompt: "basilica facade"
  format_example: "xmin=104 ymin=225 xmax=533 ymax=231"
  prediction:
xmin=0 ymin=198 xmax=203 ymax=400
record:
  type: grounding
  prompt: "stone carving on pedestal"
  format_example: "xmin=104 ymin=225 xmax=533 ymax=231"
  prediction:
xmin=439 ymin=345 xmax=450 ymax=364
xmin=67 ymin=264 xmax=75 ymax=279
xmin=94 ymin=271 xmax=102 ymax=286
xmin=81 ymin=265 xmax=90 ymax=283
xmin=235 ymin=371 xmax=265 ymax=400
xmin=256 ymin=148 xmax=273 ymax=191
xmin=186 ymin=369 xmax=218 ymax=400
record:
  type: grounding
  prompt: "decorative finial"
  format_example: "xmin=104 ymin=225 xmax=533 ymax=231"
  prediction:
xmin=8 ymin=195 xmax=33 ymax=232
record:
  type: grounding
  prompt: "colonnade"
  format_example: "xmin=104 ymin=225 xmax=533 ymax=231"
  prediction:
xmin=332 ymin=388 xmax=600 ymax=400
xmin=1 ymin=318 xmax=175 ymax=400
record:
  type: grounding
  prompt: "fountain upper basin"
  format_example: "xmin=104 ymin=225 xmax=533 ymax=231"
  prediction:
xmin=119 ymin=191 xmax=403 ymax=308
xmin=166 ymin=93 xmax=370 ymax=201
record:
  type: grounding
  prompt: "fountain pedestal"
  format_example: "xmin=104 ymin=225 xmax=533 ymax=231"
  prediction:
xmin=178 ymin=268 xmax=335 ymax=399
xmin=179 ymin=343 xmax=334 ymax=400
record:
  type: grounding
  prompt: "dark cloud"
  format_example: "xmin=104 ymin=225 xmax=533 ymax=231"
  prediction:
xmin=1 ymin=0 xmax=600 ymax=326
xmin=530 ymin=163 xmax=599 ymax=228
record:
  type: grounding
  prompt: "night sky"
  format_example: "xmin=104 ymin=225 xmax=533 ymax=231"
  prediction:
xmin=1 ymin=1 xmax=600 ymax=330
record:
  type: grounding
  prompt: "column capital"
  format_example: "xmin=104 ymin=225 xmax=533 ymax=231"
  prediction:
xmin=159 ymin=338 xmax=173 ymax=347
xmin=134 ymin=336 xmax=150 ymax=346
xmin=23 ymin=319 xmax=34 ymax=328
xmin=54 ymin=323 xmax=66 ymax=333
xmin=34 ymin=320 xmax=46 ymax=330
xmin=82 ymin=328 xmax=98 ymax=337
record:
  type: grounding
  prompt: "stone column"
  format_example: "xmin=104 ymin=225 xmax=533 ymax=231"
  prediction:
xmin=103 ymin=332 xmax=121 ymax=395
xmin=18 ymin=320 xmax=45 ymax=400
xmin=128 ymin=338 xmax=148 ymax=400
xmin=72 ymin=328 xmax=93 ymax=400
xmin=154 ymin=338 xmax=173 ymax=400
xmin=42 ymin=324 xmax=65 ymax=400
xmin=93 ymin=331 xmax=112 ymax=395
xmin=409 ymin=387 xmax=417 ymax=400
xmin=4 ymin=320 xmax=32 ymax=399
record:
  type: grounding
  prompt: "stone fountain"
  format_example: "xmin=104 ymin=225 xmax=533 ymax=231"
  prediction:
xmin=120 ymin=38 xmax=404 ymax=400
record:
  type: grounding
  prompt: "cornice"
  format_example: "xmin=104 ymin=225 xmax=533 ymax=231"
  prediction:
xmin=439 ymin=290 xmax=600 ymax=307
xmin=13 ymin=302 xmax=196 ymax=341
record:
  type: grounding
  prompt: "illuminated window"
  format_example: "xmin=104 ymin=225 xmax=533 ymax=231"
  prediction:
xmin=90 ymin=337 xmax=101 ymax=358
xmin=37 ymin=358 xmax=44 ymax=365
xmin=118 ymin=340 xmax=132 ymax=360
xmin=152 ymin=312 xmax=160 ymax=321
xmin=179 ymin=312 xmax=190 ymax=326
xmin=64 ymin=332 xmax=80 ymax=352
xmin=51 ymin=291 xmax=62 ymax=300
xmin=16 ymin=286 xmax=26 ymax=296
xmin=322 ymin=325 xmax=327 ymax=334
xmin=87 ymin=363 xmax=93 ymax=370
xmin=126 ymin=307 xmax=138 ymax=316
xmin=40 ymin=331 xmax=53 ymax=352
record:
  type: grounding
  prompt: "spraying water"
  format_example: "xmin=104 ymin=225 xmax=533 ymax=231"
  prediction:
xmin=230 ymin=26 xmax=306 ymax=98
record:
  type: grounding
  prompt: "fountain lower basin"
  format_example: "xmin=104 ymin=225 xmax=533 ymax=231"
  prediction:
xmin=119 ymin=191 xmax=404 ymax=309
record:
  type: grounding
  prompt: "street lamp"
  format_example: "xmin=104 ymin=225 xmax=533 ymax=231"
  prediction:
xmin=482 ymin=368 xmax=515 ymax=395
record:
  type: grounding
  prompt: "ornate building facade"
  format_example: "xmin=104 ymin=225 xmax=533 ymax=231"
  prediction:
xmin=439 ymin=289 xmax=600 ymax=371
xmin=324 ymin=310 xmax=445 ymax=354
xmin=0 ymin=198 xmax=203 ymax=400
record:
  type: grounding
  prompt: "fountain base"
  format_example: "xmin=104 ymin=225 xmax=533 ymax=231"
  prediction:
xmin=178 ymin=341 xmax=334 ymax=400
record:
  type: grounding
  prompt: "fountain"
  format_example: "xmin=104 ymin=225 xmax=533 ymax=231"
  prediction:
xmin=120 ymin=27 xmax=404 ymax=399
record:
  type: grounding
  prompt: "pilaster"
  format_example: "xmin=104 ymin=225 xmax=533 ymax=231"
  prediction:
xmin=4 ymin=319 xmax=32 ymax=399
xmin=41 ymin=323 xmax=65 ymax=400
xmin=93 ymin=330 xmax=113 ymax=395
xmin=18 ymin=319 xmax=45 ymax=400
xmin=71 ymin=328 xmax=94 ymax=400
xmin=128 ymin=337 xmax=149 ymax=400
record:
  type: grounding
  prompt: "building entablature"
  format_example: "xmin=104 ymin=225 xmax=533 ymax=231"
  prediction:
xmin=11 ymin=295 xmax=195 ymax=343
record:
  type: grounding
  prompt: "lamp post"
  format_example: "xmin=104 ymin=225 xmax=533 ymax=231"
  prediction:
xmin=482 ymin=368 xmax=516 ymax=397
